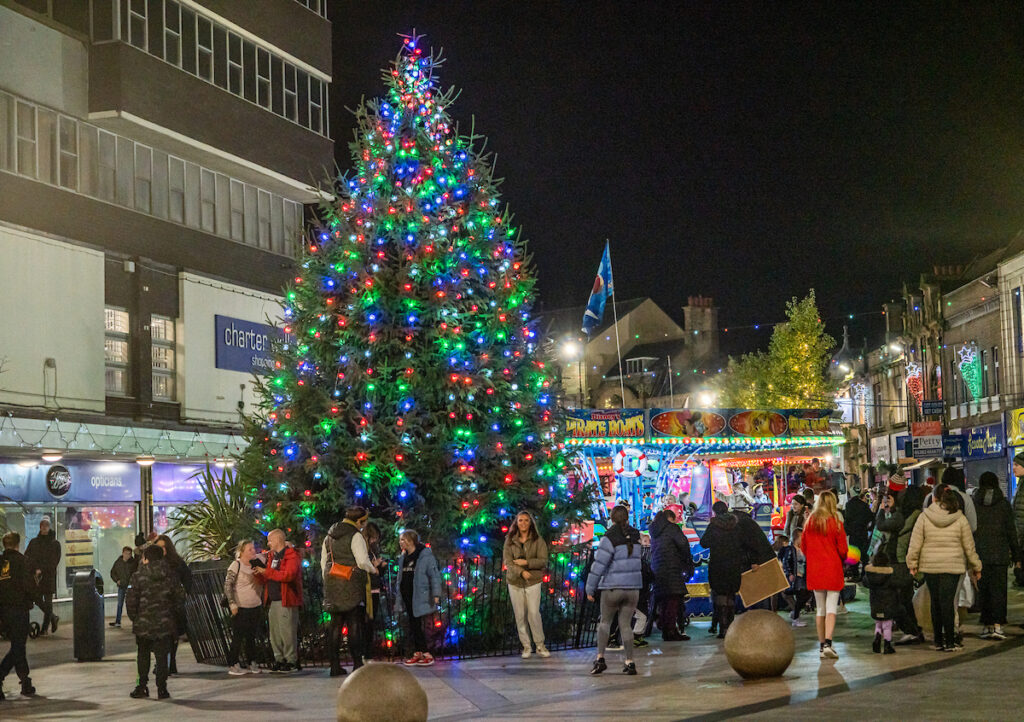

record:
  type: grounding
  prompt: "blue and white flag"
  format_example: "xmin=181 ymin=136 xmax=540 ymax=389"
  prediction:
xmin=582 ymin=242 xmax=614 ymax=334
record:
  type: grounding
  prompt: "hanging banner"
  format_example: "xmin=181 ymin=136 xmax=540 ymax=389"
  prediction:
xmin=943 ymin=434 xmax=965 ymax=460
xmin=911 ymin=421 xmax=943 ymax=456
xmin=563 ymin=409 xmax=646 ymax=439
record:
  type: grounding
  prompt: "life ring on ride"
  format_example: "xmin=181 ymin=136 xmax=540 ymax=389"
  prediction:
xmin=613 ymin=449 xmax=647 ymax=477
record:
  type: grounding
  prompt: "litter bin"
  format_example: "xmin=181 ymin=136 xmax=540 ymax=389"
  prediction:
xmin=72 ymin=569 xmax=105 ymax=661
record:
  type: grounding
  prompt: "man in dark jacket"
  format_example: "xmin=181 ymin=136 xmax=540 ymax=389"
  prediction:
xmin=24 ymin=517 xmax=60 ymax=635
xmin=0 ymin=532 xmax=39 ymax=700
xmin=649 ymin=509 xmax=694 ymax=641
xmin=974 ymin=472 xmax=1022 ymax=640
xmin=844 ymin=488 xmax=874 ymax=575
xmin=126 ymin=545 xmax=184 ymax=700
xmin=109 ymin=546 xmax=138 ymax=628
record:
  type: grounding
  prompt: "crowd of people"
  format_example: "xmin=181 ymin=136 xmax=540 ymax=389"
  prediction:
xmin=2 ymin=456 xmax=1024 ymax=699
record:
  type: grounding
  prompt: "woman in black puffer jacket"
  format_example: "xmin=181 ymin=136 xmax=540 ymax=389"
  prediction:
xmin=973 ymin=472 xmax=1022 ymax=640
xmin=649 ymin=509 xmax=694 ymax=641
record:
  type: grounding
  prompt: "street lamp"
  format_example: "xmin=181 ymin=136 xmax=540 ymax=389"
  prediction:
xmin=561 ymin=338 xmax=585 ymax=408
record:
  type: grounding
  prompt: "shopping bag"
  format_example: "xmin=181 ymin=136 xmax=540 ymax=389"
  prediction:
xmin=632 ymin=609 xmax=648 ymax=636
xmin=957 ymin=573 xmax=975 ymax=608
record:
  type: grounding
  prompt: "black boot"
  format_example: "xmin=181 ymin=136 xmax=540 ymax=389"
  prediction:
xmin=873 ymin=633 xmax=882 ymax=653
xmin=20 ymin=678 xmax=35 ymax=697
xmin=883 ymin=640 xmax=895 ymax=654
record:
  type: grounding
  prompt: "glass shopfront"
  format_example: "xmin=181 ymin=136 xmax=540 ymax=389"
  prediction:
xmin=152 ymin=462 xmax=210 ymax=557
xmin=0 ymin=460 xmax=141 ymax=598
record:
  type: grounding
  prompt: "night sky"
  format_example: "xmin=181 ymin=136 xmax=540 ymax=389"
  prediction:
xmin=330 ymin=2 xmax=1024 ymax=355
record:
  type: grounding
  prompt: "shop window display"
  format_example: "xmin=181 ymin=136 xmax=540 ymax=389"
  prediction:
xmin=1 ymin=504 xmax=136 ymax=598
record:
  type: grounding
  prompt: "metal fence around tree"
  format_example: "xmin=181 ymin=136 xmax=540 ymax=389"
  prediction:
xmin=183 ymin=545 xmax=606 ymax=666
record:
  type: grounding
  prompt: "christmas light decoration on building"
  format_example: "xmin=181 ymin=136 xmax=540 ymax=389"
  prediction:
xmin=905 ymin=361 xmax=923 ymax=412
xmin=957 ymin=344 xmax=983 ymax=401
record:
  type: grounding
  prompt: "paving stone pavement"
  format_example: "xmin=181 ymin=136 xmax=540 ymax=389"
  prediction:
xmin=3 ymin=588 xmax=1024 ymax=720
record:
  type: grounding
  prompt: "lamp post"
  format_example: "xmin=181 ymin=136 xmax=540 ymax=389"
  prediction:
xmin=562 ymin=339 xmax=584 ymax=408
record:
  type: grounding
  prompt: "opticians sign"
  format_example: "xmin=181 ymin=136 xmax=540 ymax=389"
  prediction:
xmin=214 ymin=315 xmax=289 ymax=374
xmin=0 ymin=461 xmax=141 ymax=503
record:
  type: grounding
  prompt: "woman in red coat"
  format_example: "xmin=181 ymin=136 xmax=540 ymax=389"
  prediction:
xmin=800 ymin=491 xmax=848 ymax=660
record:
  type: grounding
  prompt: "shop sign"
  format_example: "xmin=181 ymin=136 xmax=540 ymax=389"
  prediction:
xmin=965 ymin=423 xmax=1005 ymax=460
xmin=45 ymin=464 xmax=72 ymax=498
xmin=0 ymin=461 xmax=141 ymax=503
xmin=922 ymin=399 xmax=944 ymax=416
xmin=870 ymin=435 xmax=891 ymax=463
xmin=152 ymin=464 xmax=207 ymax=503
xmin=214 ymin=315 xmax=290 ymax=374
xmin=648 ymin=408 xmax=834 ymax=439
xmin=942 ymin=434 xmax=964 ymax=460
xmin=896 ymin=434 xmax=913 ymax=463
xmin=1007 ymin=408 xmax=1024 ymax=447
xmin=911 ymin=421 xmax=943 ymax=457
xmin=565 ymin=409 xmax=645 ymax=439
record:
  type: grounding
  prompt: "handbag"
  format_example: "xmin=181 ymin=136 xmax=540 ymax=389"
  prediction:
xmin=327 ymin=539 xmax=355 ymax=580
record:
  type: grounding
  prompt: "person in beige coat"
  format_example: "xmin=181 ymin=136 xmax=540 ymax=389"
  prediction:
xmin=503 ymin=512 xmax=549 ymax=659
xmin=907 ymin=487 xmax=982 ymax=652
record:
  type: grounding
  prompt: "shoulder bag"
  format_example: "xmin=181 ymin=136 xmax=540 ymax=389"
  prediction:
xmin=328 ymin=537 xmax=355 ymax=580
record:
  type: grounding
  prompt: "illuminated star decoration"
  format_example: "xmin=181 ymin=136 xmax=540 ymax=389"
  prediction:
xmin=957 ymin=344 xmax=982 ymax=400
xmin=905 ymin=361 xmax=923 ymax=411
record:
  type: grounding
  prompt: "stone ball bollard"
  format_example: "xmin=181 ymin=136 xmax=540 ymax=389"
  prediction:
xmin=336 ymin=664 xmax=428 ymax=722
xmin=723 ymin=609 xmax=795 ymax=679
xmin=912 ymin=583 xmax=933 ymax=636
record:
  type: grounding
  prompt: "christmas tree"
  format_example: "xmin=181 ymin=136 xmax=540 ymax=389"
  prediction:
xmin=716 ymin=291 xmax=836 ymax=408
xmin=240 ymin=36 xmax=591 ymax=553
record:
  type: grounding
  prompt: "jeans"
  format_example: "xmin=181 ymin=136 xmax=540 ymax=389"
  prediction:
xmin=508 ymin=582 xmax=545 ymax=649
xmin=37 ymin=593 xmax=54 ymax=632
xmin=115 ymin=586 xmax=127 ymax=624
xmin=268 ymin=601 xmax=299 ymax=664
xmin=925 ymin=573 xmax=960 ymax=647
xmin=0 ymin=606 xmax=30 ymax=683
xmin=328 ymin=606 xmax=366 ymax=673
xmin=226 ymin=606 xmax=263 ymax=667
xmin=978 ymin=564 xmax=1008 ymax=626
xmin=137 ymin=636 xmax=171 ymax=690
xmin=597 ymin=589 xmax=639 ymax=658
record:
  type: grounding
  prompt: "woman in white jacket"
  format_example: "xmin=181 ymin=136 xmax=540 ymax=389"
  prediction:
xmin=907 ymin=487 xmax=982 ymax=652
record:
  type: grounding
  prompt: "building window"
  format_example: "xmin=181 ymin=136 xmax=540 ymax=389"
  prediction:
xmin=229 ymin=178 xmax=244 ymax=240
xmin=873 ymin=381 xmax=883 ymax=428
xmin=15 ymin=101 xmax=36 ymax=178
xmin=151 ymin=315 xmax=175 ymax=401
xmin=1015 ymin=288 xmax=1023 ymax=355
xmin=127 ymin=0 xmax=147 ymax=51
xmin=309 ymin=77 xmax=323 ymax=135
xmin=256 ymin=48 xmax=272 ymax=109
xmin=168 ymin=155 xmax=185 ymax=223
xmin=228 ymin=33 xmax=243 ymax=96
xmin=626 ymin=358 xmax=643 ymax=375
xmin=981 ymin=349 xmax=989 ymax=398
xmin=105 ymin=307 xmax=130 ymax=396
xmin=134 ymin=143 xmax=152 ymax=213
xmin=257 ymin=189 xmax=272 ymax=249
xmin=993 ymin=346 xmax=1000 ymax=395
xmin=196 ymin=15 xmax=213 ymax=82
xmin=163 ymin=0 xmax=181 ymax=66
xmin=200 ymin=168 xmax=216 ymax=232
xmin=98 ymin=129 xmax=117 ymax=201
xmin=58 ymin=116 xmax=78 ymax=190
xmin=1 ymin=89 xmax=298 ymax=257
xmin=283 ymin=65 xmax=298 ymax=121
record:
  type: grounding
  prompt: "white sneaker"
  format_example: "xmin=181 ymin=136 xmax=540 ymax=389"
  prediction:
xmin=228 ymin=664 xmax=246 ymax=676
xmin=792 ymin=620 xmax=807 ymax=628
xmin=991 ymin=627 xmax=1007 ymax=641
xmin=536 ymin=645 xmax=550 ymax=658
xmin=606 ymin=643 xmax=624 ymax=651
xmin=823 ymin=644 xmax=839 ymax=659
xmin=979 ymin=626 xmax=994 ymax=639
xmin=245 ymin=666 xmax=263 ymax=674
xmin=521 ymin=649 xmax=532 ymax=659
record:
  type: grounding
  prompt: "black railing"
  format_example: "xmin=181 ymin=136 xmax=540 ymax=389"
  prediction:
xmin=184 ymin=545 xmax=604 ymax=666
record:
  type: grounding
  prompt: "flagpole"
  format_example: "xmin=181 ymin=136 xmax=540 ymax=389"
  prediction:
xmin=607 ymin=240 xmax=626 ymax=409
